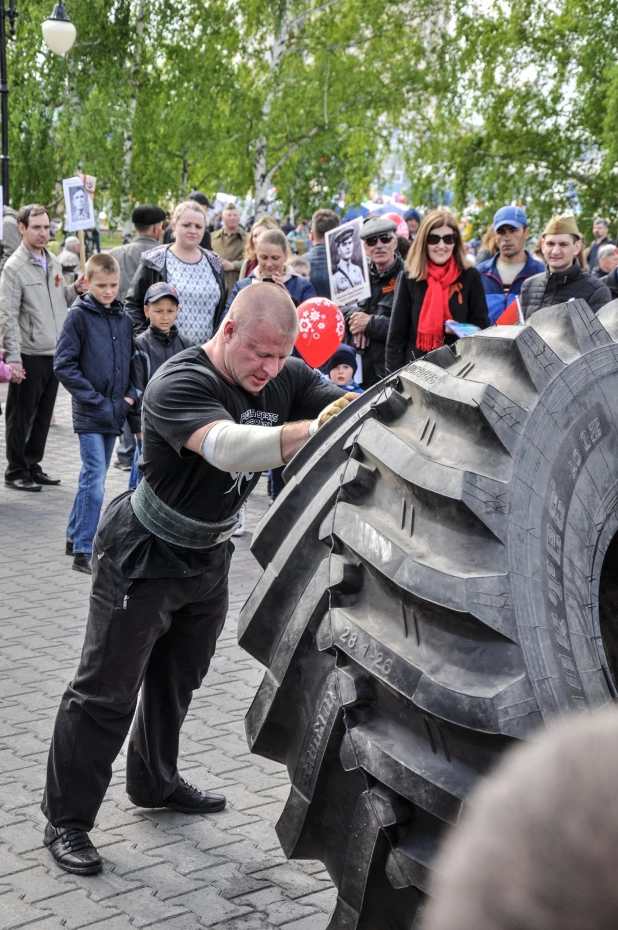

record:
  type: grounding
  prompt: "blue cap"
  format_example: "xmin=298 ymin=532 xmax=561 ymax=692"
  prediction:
xmin=144 ymin=281 xmax=180 ymax=304
xmin=404 ymin=209 xmax=421 ymax=223
xmin=493 ymin=206 xmax=528 ymax=231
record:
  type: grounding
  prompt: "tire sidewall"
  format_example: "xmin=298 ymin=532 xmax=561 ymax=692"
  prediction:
xmin=510 ymin=348 xmax=618 ymax=715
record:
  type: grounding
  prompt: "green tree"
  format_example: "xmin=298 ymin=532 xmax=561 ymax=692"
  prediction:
xmin=403 ymin=0 xmax=618 ymax=233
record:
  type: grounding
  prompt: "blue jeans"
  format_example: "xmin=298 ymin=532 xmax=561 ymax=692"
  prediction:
xmin=67 ymin=433 xmax=117 ymax=555
xmin=128 ymin=438 xmax=143 ymax=490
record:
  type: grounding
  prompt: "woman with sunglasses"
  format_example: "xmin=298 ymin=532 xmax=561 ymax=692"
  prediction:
xmin=386 ymin=211 xmax=489 ymax=371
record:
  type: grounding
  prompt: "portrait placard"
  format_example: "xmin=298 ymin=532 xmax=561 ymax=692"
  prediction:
xmin=325 ymin=216 xmax=370 ymax=306
xmin=63 ymin=176 xmax=95 ymax=232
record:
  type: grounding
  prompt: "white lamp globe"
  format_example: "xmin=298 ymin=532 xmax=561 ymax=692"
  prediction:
xmin=42 ymin=3 xmax=76 ymax=56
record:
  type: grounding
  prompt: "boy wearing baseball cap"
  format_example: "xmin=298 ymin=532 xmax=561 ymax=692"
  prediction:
xmin=127 ymin=282 xmax=191 ymax=488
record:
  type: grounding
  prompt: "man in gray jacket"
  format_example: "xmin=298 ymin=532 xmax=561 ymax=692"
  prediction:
xmin=0 ymin=205 xmax=20 ymax=278
xmin=109 ymin=204 xmax=166 ymax=301
xmin=0 ymin=204 xmax=83 ymax=491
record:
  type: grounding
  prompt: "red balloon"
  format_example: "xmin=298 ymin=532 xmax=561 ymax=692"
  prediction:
xmin=385 ymin=211 xmax=409 ymax=238
xmin=295 ymin=297 xmax=345 ymax=367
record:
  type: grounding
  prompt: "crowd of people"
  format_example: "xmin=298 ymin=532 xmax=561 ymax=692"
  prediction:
xmin=1 ymin=194 xmax=617 ymax=566
xmin=1 ymin=188 xmax=617 ymax=880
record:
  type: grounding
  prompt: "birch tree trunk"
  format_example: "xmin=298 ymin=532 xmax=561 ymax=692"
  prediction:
xmin=119 ymin=0 xmax=145 ymax=237
xmin=252 ymin=16 xmax=289 ymax=218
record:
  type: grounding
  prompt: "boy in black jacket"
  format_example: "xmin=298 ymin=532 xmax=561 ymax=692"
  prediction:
xmin=54 ymin=253 xmax=137 ymax=574
xmin=127 ymin=282 xmax=190 ymax=488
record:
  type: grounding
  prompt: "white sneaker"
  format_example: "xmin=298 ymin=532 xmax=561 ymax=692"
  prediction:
xmin=232 ymin=505 xmax=246 ymax=537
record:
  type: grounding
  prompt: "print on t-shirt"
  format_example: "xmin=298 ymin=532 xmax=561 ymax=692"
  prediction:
xmin=227 ymin=408 xmax=281 ymax=494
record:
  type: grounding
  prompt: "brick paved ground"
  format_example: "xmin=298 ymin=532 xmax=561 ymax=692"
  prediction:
xmin=0 ymin=384 xmax=335 ymax=930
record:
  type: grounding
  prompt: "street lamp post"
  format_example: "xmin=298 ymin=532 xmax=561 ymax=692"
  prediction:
xmin=0 ymin=0 xmax=76 ymax=206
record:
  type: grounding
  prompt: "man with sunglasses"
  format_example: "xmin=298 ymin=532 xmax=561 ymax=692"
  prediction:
xmin=345 ymin=215 xmax=404 ymax=388
xmin=476 ymin=206 xmax=545 ymax=323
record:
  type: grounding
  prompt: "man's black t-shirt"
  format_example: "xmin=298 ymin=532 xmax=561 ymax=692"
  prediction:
xmin=96 ymin=347 xmax=344 ymax=578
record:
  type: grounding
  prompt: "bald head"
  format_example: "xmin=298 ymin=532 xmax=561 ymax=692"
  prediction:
xmin=227 ymin=283 xmax=300 ymax=340
xmin=205 ymin=283 xmax=300 ymax=393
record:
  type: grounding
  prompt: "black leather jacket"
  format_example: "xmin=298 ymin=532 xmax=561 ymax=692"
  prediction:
xmin=521 ymin=263 xmax=612 ymax=319
xmin=600 ymin=268 xmax=618 ymax=300
xmin=343 ymin=255 xmax=405 ymax=388
xmin=124 ymin=244 xmax=227 ymax=334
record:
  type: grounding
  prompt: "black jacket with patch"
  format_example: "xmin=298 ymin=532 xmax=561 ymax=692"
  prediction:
xmin=521 ymin=263 xmax=612 ymax=319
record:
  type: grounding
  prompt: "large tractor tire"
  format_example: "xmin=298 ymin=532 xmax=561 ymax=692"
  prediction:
xmin=238 ymin=299 xmax=618 ymax=929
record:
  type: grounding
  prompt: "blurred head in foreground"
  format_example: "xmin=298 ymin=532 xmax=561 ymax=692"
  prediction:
xmin=422 ymin=705 xmax=618 ymax=930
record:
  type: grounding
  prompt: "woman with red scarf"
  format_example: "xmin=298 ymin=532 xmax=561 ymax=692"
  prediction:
xmin=385 ymin=211 xmax=489 ymax=371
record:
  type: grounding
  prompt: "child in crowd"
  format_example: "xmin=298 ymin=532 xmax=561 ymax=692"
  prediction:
xmin=127 ymin=282 xmax=190 ymax=489
xmin=0 ymin=348 xmax=19 ymax=415
xmin=54 ymin=253 xmax=137 ymax=574
xmin=327 ymin=344 xmax=363 ymax=394
xmin=289 ymin=254 xmax=311 ymax=278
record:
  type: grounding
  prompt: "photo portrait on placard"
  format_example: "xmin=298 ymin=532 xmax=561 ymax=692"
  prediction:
xmin=325 ymin=216 xmax=370 ymax=307
xmin=63 ymin=176 xmax=95 ymax=232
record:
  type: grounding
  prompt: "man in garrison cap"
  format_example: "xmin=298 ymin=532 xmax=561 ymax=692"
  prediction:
xmin=520 ymin=214 xmax=612 ymax=319
xmin=110 ymin=205 xmax=167 ymax=301
xmin=331 ymin=225 xmax=365 ymax=295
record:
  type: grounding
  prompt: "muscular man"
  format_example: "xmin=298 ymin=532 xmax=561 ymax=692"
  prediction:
xmin=41 ymin=284 xmax=354 ymax=875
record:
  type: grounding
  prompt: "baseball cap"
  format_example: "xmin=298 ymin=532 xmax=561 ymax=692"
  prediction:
xmin=144 ymin=282 xmax=180 ymax=304
xmin=188 ymin=190 xmax=212 ymax=208
xmin=493 ymin=206 xmax=529 ymax=231
xmin=404 ymin=209 xmax=421 ymax=223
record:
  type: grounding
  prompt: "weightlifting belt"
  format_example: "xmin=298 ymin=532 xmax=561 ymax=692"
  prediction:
xmin=130 ymin=478 xmax=239 ymax=550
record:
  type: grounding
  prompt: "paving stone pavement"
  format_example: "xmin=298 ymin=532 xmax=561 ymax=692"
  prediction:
xmin=0 ymin=384 xmax=335 ymax=929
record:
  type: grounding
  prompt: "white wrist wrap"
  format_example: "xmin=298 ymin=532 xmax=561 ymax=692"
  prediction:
xmin=201 ymin=421 xmax=285 ymax=472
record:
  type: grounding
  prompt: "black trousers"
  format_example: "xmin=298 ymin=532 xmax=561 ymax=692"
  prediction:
xmin=42 ymin=537 xmax=232 ymax=832
xmin=5 ymin=355 xmax=59 ymax=481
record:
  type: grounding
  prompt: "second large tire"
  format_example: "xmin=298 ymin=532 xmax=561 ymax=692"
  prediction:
xmin=239 ymin=299 xmax=618 ymax=929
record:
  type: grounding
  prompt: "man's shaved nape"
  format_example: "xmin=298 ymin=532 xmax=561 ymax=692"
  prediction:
xmin=228 ymin=283 xmax=299 ymax=339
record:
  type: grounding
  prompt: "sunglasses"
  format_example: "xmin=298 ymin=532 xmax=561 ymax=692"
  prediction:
xmin=364 ymin=234 xmax=395 ymax=246
xmin=427 ymin=233 xmax=457 ymax=245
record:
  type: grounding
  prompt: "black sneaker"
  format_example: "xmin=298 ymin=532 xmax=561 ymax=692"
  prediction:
xmin=72 ymin=553 xmax=92 ymax=575
xmin=65 ymin=540 xmax=73 ymax=556
xmin=31 ymin=471 xmax=61 ymax=486
xmin=113 ymin=461 xmax=132 ymax=472
xmin=44 ymin=823 xmax=102 ymax=875
xmin=128 ymin=777 xmax=226 ymax=814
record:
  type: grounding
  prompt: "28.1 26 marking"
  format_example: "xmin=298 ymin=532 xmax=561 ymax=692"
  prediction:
xmin=338 ymin=625 xmax=393 ymax=676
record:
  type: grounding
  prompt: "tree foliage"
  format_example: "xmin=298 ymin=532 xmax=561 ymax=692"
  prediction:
xmin=9 ymin=0 xmax=618 ymax=228
xmin=404 ymin=0 xmax=618 ymax=230
xmin=7 ymin=0 xmax=434 ymax=220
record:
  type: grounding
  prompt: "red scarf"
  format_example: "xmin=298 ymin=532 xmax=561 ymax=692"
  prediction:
xmin=416 ymin=256 xmax=460 ymax=352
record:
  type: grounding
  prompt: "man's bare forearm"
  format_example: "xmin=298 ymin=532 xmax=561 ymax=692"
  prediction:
xmin=281 ymin=421 xmax=312 ymax=463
